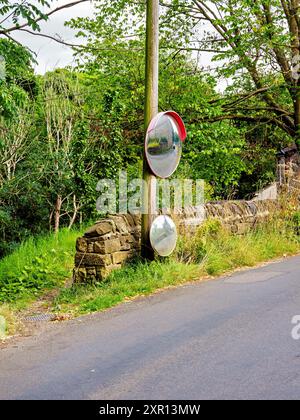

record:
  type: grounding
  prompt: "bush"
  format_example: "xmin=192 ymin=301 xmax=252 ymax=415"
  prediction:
xmin=292 ymin=212 xmax=300 ymax=235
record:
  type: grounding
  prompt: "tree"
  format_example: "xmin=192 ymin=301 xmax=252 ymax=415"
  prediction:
xmin=0 ymin=38 xmax=36 ymax=117
xmin=87 ymin=1 xmax=299 ymax=145
xmin=0 ymin=0 xmax=90 ymax=46
xmin=38 ymin=70 xmax=83 ymax=232
xmin=66 ymin=4 xmax=250 ymax=198
xmin=0 ymin=106 xmax=33 ymax=183
xmin=158 ymin=0 xmax=300 ymax=146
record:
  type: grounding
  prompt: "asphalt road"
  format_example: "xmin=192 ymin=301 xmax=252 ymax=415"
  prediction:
xmin=1 ymin=256 xmax=300 ymax=400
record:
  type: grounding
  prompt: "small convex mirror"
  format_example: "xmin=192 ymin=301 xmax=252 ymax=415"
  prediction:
xmin=150 ymin=215 xmax=178 ymax=257
xmin=145 ymin=111 xmax=187 ymax=179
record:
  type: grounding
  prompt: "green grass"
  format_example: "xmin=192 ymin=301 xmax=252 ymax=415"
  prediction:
xmin=54 ymin=219 xmax=300 ymax=316
xmin=1 ymin=217 xmax=300 ymax=338
xmin=0 ymin=227 xmax=85 ymax=305
xmin=54 ymin=260 xmax=202 ymax=315
xmin=204 ymin=227 xmax=299 ymax=274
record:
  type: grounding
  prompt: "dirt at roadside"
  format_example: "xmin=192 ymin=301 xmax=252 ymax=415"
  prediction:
xmin=0 ymin=288 xmax=71 ymax=350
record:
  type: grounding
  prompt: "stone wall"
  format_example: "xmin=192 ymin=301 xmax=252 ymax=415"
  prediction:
xmin=73 ymin=200 xmax=277 ymax=284
xmin=74 ymin=147 xmax=300 ymax=284
xmin=277 ymin=146 xmax=300 ymax=194
xmin=74 ymin=214 xmax=141 ymax=284
xmin=180 ymin=200 xmax=277 ymax=235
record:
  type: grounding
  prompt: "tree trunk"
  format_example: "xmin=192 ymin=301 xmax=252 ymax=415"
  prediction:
xmin=68 ymin=194 xmax=79 ymax=230
xmin=295 ymin=86 xmax=300 ymax=149
xmin=54 ymin=195 xmax=62 ymax=234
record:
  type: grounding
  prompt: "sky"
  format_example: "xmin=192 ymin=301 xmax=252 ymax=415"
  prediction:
xmin=8 ymin=0 xmax=228 ymax=90
xmin=13 ymin=0 xmax=96 ymax=74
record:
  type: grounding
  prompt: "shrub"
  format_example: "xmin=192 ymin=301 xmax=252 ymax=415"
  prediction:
xmin=292 ymin=211 xmax=300 ymax=236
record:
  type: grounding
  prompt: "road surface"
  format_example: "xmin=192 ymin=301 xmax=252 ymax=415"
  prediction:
xmin=1 ymin=256 xmax=300 ymax=400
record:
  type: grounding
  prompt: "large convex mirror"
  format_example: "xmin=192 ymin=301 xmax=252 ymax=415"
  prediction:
xmin=145 ymin=111 xmax=186 ymax=179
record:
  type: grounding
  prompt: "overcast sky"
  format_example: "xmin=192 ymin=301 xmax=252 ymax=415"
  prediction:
xmin=13 ymin=0 xmax=96 ymax=74
xmin=9 ymin=0 xmax=228 ymax=90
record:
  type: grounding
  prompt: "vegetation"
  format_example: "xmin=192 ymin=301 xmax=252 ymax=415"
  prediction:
xmin=1 ymin=1 xmax=300 ymax=332
xmin=0 ymin=55 xmax=287 ymax=256
xmin=1 ymin=1 xmax=298 ymax=256
xmin=158 ymin=0 xmax=300 ymax=143
xmin=0 ymin=226 xmax=85 ymax=304
xmin=54 ymin=220 xmax=300 ymax=316
xmin=1 ymin=217 xmax=299 ymax=337
xmin=0 ymin=1 xmax=89 ymax=38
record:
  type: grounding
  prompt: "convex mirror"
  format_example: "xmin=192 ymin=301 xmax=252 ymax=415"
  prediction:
xmin=150 ymin=215 xmax=178 ymax=257
xmin=145 ymin=111 xmax=186 ymax=179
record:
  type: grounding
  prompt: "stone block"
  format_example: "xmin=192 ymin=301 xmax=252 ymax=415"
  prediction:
xmin=76 ymin=238 xmax=87 ymax=253
xmin=75 ymin=252 xmax=111 ymax=267
xmin=108 ymin=215 xmax=129 ymax=233
xmin=86 ymin=233 xmax=118 ymax=243
xmin=120 ymin=234 xmax=130 ymax=243
xmin=96 ymin=264 xmax=122 ymax=280
xmin=123 ymin=213 xmax=135 ymax=227
xmin=120 ymin=242 xmax=131 ymax=251
xmin=84 ymin=220 xmax=115 ymax=237
xmin=120 ymin=235 xmax=133 ymax=250
xmin=87 ymin=243 xmax=94 ymax=253
xmin=112 ymin=251 xmax=133 ymax=264
xmin=94 ymin=238 xmax=121 ymax=254
xmin=86 ymin=267 xmax=96 ymax=276
xmin=73 ymin=267 xmax=86 ymax=283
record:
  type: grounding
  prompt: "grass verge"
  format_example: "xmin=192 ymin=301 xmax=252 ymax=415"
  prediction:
xmin=0 ymin=227 xmax=85 ymax=338
xmin=54 ymin=219 xmax=300 ymax=316
xmin=1 ymin=218 xmax=300 ymax=337
xmin=0 ymin=227 xmax=85 ymax=305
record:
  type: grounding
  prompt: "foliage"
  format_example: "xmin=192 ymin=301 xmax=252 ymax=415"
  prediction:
xmin=177 ymin=217 xmax=299 ymax=272
xmin=67 ymin=5 xmax=258 ymax=199
xmin=1 ymin=215 xmax=298 ymax=331
xmin=0 ymin=1 xmax=296 ymax=258
xmin=0 ymin=39 xmax=36 ymax=117
xmin=0 ymin=227 xmax=85 ymax=303
xmin=159 ymin=0 xmax=299 ymax=145
xmin=0 ymin=0 xmax=50 ymax=33
xmin=292 ymin=211 xmax=300 ymax=235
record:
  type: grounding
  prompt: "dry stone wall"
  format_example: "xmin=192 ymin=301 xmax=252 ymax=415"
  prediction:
xmin=185 ymin=200 xmax=277 ymax=235
xmin=73 ymin=200 xmax=277 ymax=284
xmin=74 ymin=214 xmax=141 ymax=284
xmin=277 ymin=147 xmax=300 ymax=195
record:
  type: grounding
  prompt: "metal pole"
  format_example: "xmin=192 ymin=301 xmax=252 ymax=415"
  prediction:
xmin=141 ymin=0 xmax=159 ymax=260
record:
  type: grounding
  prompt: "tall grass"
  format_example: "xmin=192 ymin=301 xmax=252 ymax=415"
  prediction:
xmin=1 ymin=215 xmax=299 ymax=327
xmin=177 ymin=219 xmax=300 ymax=276
xmin=54 ymin=260 xmax=202 ymax=315
xmin=55 ymin=218 xmax=300 ymax=315
xmin=0 ymin=227 xmax=85 ymax=304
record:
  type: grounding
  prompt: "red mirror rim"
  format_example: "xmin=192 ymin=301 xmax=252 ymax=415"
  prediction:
xmin=146 ymin=111 xmax=187 ymax=142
